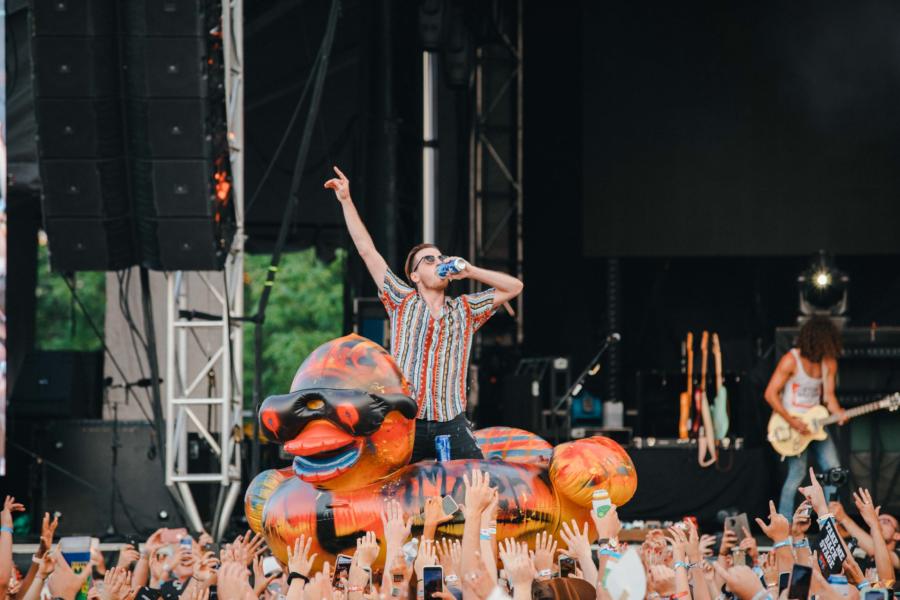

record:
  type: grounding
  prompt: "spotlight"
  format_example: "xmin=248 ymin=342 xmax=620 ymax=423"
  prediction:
xmin=798 ymin=251 xmax=848 ymax=317
xmin=813 ymin=271 xmax=831 ymax=289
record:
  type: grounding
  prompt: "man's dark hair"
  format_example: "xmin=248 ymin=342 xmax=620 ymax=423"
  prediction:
xmin=797 ymin=315 xmax=842 ymax=362
xmin=403 ymin=243 xmax=439 ymax=285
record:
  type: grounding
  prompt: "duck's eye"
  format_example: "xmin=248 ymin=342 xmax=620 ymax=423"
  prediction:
xmin=306 ymin=399 xmax=325 ymax=410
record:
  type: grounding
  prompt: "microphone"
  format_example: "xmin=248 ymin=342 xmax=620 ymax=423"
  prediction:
xmin=607 ymin=332 xmax=621 ymax=343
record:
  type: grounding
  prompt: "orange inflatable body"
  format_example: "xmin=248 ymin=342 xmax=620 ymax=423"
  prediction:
xmin=246 ymin=335 xmax=637 ymax=566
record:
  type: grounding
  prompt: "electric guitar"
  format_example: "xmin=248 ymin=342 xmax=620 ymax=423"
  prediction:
xmin=711 ymin=333 xmax=729 ymax=439
xmin=697 ymin=331 xmax=717 ymax=466
xmin=768 ymin=393 xmax=900 ymax=457
xmin=678 ymin=332 xmax=693 ymax=440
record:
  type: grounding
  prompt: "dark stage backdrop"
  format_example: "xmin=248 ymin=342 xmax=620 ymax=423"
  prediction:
xmin=582 ymin=0 xmax=900 ymax=256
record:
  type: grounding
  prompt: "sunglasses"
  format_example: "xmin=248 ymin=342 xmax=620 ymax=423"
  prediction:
xmin=411 ymin=254 xmax=448 ymax=273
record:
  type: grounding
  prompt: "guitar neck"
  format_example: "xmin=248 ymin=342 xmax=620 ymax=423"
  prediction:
xmin=820 ymin=396 xmax=896 ymax=425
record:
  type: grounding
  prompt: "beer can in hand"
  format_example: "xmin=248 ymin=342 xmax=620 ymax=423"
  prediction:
xmin=435 ymin=435 xmax=452 ymax=462
xmin=437 ymin=258 xmax=467 ymax=279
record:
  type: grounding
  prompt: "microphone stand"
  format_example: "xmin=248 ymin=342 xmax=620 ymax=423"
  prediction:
xmin=552 ymin=335 xmax=619 ymax=444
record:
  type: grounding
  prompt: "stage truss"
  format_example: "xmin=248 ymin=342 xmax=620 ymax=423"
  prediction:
xmin=469 ymin=0 xmax=524 ymax=348
xmin=163 ymin=0 xmax=245 ymax=540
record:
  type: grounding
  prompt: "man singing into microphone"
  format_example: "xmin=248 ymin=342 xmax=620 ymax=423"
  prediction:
xmin=325 ymin=166 xmax=524 ymax=461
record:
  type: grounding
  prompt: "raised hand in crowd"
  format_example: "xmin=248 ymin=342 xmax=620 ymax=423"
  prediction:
xmin=435 ymin=538 xmax=461 ymax=588
xmin=590 ymin=504 xmax=622 ymax=542
xmin=0 ymin=496 xmax=25 ymax=596
xmin=49 ymin=545 xmax=93 ymax=600
xmin=755 ymin=500 xmax=793 ymax=574
xmin=305 ymin=562 xmax=334 ymax=600
xmin=478 ymin=491 xmax=500 ymax=575
xmin=251 ymin=556 xmax=280 ymax=598
xmin=717 ymin=528 xmax=738 ymax=565
xmin=498 ymin=539 xmax=533 ymax=600
xmin=98 ymin=567 xmax=133 ymax=600
xmin=218 ymin=561 xmax=256 ymax=600
xmin=558 ymin=519 xmax=598 ymax=585
xmin=647 ymin=564 xmax=676 ymax=597
xmin=666 ymin=525 xmax=690 ymax=597
xmin=413 ymin=539 xmax=437 ymax=587
xmin=116 ymin=544 xmax=141 ymax=570
xmin=528 ymin=531 xmax=556 ymax=580
xmin=798 ymin=466 xmax=828 ymax=517
xmin=461 ymin=470 xmax=497 ymax=582
xmin=738 ymin=527 xmax=759 ymax=566
xmin=853 ymin=487 xmax=896 ymax=582
xmin=711 ymin=562 xmax=764 ymax=600
xmin=287 ymin=534 xmax=317 ymax=580
xmin=38 ymin=512 xmax=60 ymax=557
xmin=379 ymin=500 xmax=412 ymax=589
xmin=422 ymin=497 xmax=453 ymax=542
xmin=460 ymin=552 xmax=496 ymax=600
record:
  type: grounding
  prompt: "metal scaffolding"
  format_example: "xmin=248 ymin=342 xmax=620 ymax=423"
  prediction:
xmin=163 ymin=0 xmax=245 ymax=540
xmin=469 ymin=0 xmax=524 ymax=347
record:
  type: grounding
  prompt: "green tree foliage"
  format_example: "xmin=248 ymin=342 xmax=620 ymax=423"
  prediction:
xmin=34 ymin=241 xmax=106 ymax=350
xmin=243 ymin=248 xmax=345 ymax=406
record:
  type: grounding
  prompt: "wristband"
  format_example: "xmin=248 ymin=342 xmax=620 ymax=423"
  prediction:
xmin=445 ymin=575 xmax=459 ymax=584
xmin=0 ymin=526 xmax=13 ymax=535
xmin=772 ymin=538 xmax=793 ymax=550
xmin=856 ymin=582 xmax=871 ymax=591
xmin=287 ymin=572 xmax=309 ymax=586
xmin=673 ymin=562 xmax=689 ymax=571
xmin=537 ymin=569 xmax=552 ymax=579
xmin=391 ymin=587 xmax=402 ymax=597
xmin=750 ymin=590 xmax=773 ymax=600
xmin=599 ymin=548 xmax=621 ymax=559
xmin=793 ymin=539 xmax=809 ymax=549
xmin=816 ymin=514 xmax=834 ymax=527
xmin=670 ymin=592 xmax=690 ymax=599
xmin=480 ymin=528 xmax=492 ymax=540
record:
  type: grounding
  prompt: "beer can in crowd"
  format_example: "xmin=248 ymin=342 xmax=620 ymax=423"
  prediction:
xmin=436 ymin=258 xmax=467 ymax=279
xmin=435 ymin=435 xmax=451 ymax=462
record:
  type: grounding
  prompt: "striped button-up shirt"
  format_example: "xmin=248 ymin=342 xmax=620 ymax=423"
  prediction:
xmin=380 ymin=268 xmax=496 ymax=421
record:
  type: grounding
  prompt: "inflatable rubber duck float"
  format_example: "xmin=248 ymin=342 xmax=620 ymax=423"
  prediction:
xmin=245 ymin=334 xmax=637 ymax=566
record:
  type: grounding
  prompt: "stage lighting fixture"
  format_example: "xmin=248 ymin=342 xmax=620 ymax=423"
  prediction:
xmin=798 ymin=251 xmax=848 ymax=317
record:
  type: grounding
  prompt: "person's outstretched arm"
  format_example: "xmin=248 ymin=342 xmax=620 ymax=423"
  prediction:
xmin=325 ymin=166 xmax=388 ymax=288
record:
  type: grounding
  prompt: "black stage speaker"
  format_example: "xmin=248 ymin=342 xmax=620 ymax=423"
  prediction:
xmin=500 ymin=374 xmax=541 ymax=433
xmin=12 ymin=420 xmax=180 ymax=536
xmin=10 ymin=350 xmax=103 ymax=418
xmin=123 ymin=0 xmax=234 ymax=271
xmin=43 ymin=218 xmax=136 ymax=272
xmin=31 ymin=0 xmax=136 ymax=271
xmin=40 ymin=159 xmax=129 ymax=217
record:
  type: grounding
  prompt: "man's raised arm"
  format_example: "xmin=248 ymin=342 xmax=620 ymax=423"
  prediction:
xmin=324 ymin=165 xmax=387 ymax=288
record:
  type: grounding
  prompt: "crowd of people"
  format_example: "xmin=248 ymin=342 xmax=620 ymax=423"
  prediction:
xmin=0 ymin=467 xmax=895 ymax=600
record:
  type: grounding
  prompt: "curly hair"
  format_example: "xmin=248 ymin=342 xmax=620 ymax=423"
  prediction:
xmin=797 ymin=316 xmax=842 ymax=362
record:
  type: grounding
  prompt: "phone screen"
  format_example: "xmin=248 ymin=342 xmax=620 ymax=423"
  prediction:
xmin=423 ymin=566 xmax=443 ymax=599
xmin=559 ymin=555 xmax=576 ymax=578
xmin=441 ymin=495 xmax=459 ymax=516
xmin=863 ymin=591 xmax=889 ymax=600
xmin=332 ymin=554 xmax=353 ymax=589
xmin=778 ymin=572 xmax=791 ymax=594
xmin=788 ymin=565 xmax=812 ymax=600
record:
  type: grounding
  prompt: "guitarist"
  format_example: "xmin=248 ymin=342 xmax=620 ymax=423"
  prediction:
xmin=764 ymin=316 xmax=848 ymax=517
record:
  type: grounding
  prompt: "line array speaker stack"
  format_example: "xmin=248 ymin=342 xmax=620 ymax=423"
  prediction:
xmin=123 ymin=0 xmax=235 ymax=271
xmin=30 ymin=0 xmax=235 ymax=272
xmin=31 ymin=0 xmax=137 ymax=271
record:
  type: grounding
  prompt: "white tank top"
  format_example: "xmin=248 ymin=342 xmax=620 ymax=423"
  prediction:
xmin=781 ymin=348 xmax=825 ymax=413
